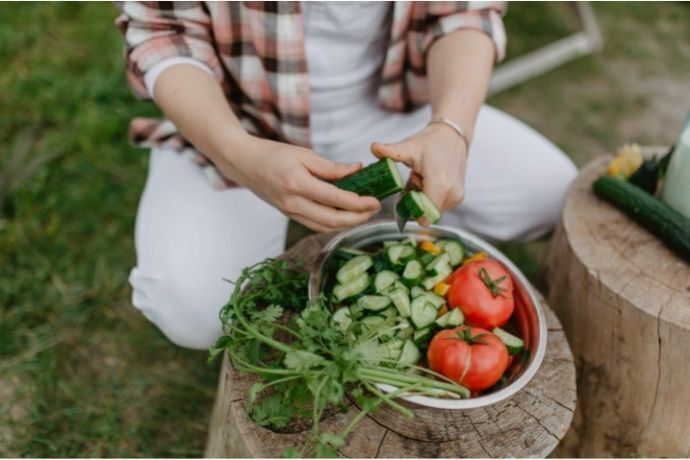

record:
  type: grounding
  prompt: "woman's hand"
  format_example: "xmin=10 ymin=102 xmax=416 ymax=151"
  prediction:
xmin=219 ymin=135 xmax=381 ymax=232
xmin=371 ymin=123 xmax=468 ymax=224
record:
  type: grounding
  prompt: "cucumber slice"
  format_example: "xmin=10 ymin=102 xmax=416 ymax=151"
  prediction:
xmin=357 ymin=295 xmax=392 ymax=311
xmin=410 ymin=300 xmax=438 ymax=329
xmin=387 ymin=280 xmax=409 ymax=294
xmin=333 ymin=158 xmax=403 ymax=200
xmin=492 ymin=327 xmax=525 ymax=355
xmin=387 ymin=288 xmax=411 ymax=318
xmin=383 ymin=240 xmax=401 ymax=247
xmin=395 ymin=190 xmax=442 ymax=224
xmin=335 ymin=246 xmax=368 ymax=261
xmin=437 ymin=240 xmax=464 ymax=266
xmin=410 ymin=286 xmax=426 ymax=298
xmin=397 ymin=319 xmax=414 ymax=339
xmin=402 ymin=260 xmax=424 ymax=287
xmin=380 ymin=306 xmax=398 ymax=320
xmin=332 ymin=273 xmax=370 ymax=302
xmin=332 ymin=307 xmax=352 ymax=332
xmin=425 ymin=253 xmax=451 ymax=276
xmin=422 ymin=292 xmax=446 ymax=309
xmin=421 ymin=265 xmax=452 ymax=290
xmin=361 ymin=315 xmax=386 ymax=332
xmin=374 ymin=270 xmax=399 ymax=293
xmin=379 ymin=338 xmax=405 ymax=360
xmin=413 ymin=327 xmax=432 ymax=346
xmin=435 ymin=308 xmax=464 ymax=328
xmin=336 ymin=255 xmax=373 ymax=284
xmin=398 ymin=339 xmax=421 ymax=366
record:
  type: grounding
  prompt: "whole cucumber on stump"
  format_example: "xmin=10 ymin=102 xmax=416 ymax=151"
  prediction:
xmin=593 ymin=176 xmax=690 ymax=262
xmin=333 ymin=158 xmax=403 ymax=200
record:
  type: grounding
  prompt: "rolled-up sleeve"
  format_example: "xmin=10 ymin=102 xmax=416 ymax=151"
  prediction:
xmin=115 ymin=1 xmax=225 ymax=99
xmin=418 ymin=2 xmax=507 ymax=63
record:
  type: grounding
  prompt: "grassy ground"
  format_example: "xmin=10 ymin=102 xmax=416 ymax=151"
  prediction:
xmin=2 ymin=2 xmax=690 ymax=457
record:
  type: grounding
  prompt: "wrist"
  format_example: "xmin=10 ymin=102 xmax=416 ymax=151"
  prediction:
xmin=425 ymin=122 xmax=468 ymax=157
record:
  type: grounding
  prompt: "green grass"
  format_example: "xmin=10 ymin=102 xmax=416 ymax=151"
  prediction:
xmin=2 ymin=2 xmax=690 ymax=457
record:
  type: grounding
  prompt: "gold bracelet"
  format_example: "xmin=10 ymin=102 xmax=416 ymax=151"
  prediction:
xmin=428 ymin=117 xmax=470 ymax=154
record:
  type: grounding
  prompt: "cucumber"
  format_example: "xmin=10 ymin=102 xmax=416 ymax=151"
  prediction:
xmin=387 ymin=288 xmax=411 ymax=318
xmin=332 ymin=307 xmax=352 ymax=332
xmin=398 ymin=339 xmax=421 ymax=366
xmin=374 ymin=270 xmax=399 ymax=293
xmin=395 ymin=190 xmax=442 ymax=224
xmin=336 ymin=255 xmax=373 ymax=284
xmin=359 ymin=315 xmax=386 ymax=332
xmin=357 ymin=295 xmax=391 ymax=311
xmin=332 ymin=273 xmax=370 ymax=302
xmin=410 ymin=300 xmax=438 ymax=329
xmin=422 ymin=292 xmax=446 ymax=309
xmin=425 ymin=253 xmax=451 ymax=276
xmin=435 ymin=308 xmax=464 ymax=328
xmin=492 ymin=327 xmax=525 ymax=355
xmin=335 ymin=246 xmax=368 ymax=261
xmin=383 ymin=240 xmax=400 ymax=247
xmin=593 ymin=176 xmax=690 ymax=261
xmin=417 ymin=251 xmax=436 ymax=267
xmin=410 ymin=286 xmax=426 ymax=298
xmin=437 ymin=240 xmax=464 ymax=266
xmin=379 ymin=338 xmax=405 ymax=360
xmin=396 ymin=319 xmax=414 ymax=339
xmin=333 ymin=158 xmax=403 ymax=200
xmin=421 ymin=264 xmax=452 ymax=290
xmin=380 ymin=306 xmax=398 ymax=320
xmin=402 ymin=260 xmax=424 ymax=287
xmin=413 ymin=327 xmax=431 ymax=346
xmin=387 ymin=244 xmax=415 ymax=265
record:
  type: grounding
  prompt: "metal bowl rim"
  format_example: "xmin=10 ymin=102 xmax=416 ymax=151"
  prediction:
xmin=308 ymin=220 xmax=548 ymax=410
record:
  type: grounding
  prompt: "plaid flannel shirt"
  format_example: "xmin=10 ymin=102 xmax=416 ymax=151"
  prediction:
xmin=116 ymin=1 xmax=507 ymax=188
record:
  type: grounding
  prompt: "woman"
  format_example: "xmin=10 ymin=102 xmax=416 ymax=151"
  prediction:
xmin=116 ymin=2 xmax=577 ymax=349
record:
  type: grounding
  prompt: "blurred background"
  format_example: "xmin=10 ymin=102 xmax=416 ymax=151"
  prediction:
xmin=1 ymin=2 xmax=689 ymax=457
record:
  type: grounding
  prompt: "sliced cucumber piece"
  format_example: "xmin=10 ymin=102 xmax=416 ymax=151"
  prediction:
xmin=395 ymin=190 xmax=442 ymax=224
xmin=380 ymin=338 xmax=405 ymax=360
xmin=410 ymin=300 xmax=438 ymax=329
xmin=357 ymin=295 xmax=392 ymax=311
xmin=388 ymin=280 xmax=409 ymax=294
xmin=437 ymin=240 xmax=464 ymax=266
xmin=383 ymin=240 xmax=401 ymax=247
xmin=425 ymin=253 xmax=451 ymax=276
xmin=332 ymin=272 xmax=370 ymax=302
xmin=374 ymin=270 xmax=399 ymax=293
xmin=380 ymin=306 xmax=398 ymax=320
xmin=435 ymin=308 xmax=464 ymax=328
xmin=335 ymin=246 xmax=368 ymax=262
xmin=422 ymin=292 xmax=446 ymax=309
xmin=410 ymin=286 xmax=426 ymax=298
xmin=398 ymin=339 xmax=421 ymax=366
xmin=332 ymin=307 xmax=352 ymax=332
xmin=421 ymin=265 xmax=452 ymax=290
xmin=396 ymin=319 xmax=414 ymax=339
xmin=402 ymin=260 xmax=424 ymax=287
xmin=336 ymin=255 xmax=373 ymax=284
xmin=387 ymin=288 xmax=411 ymax=318
xmin=361 ymin=315 xmax=386 ymax=332
xmin=386 ymin=244 xmax=405 ymax=265
xmin=492 ymin=327 xmax=525 ymax=355
xmin=413 ymin=327 xmax=432 ymax=346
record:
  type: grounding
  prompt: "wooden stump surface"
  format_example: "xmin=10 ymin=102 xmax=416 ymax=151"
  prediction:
xmin=544 ymin=153 xmax=690 ymax=457
xmin=205 ymin=233 xmax=576 ymax=458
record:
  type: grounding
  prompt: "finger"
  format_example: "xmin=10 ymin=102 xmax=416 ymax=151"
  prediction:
xmin=370 ymin=141 xmax=419 ymax=169
xmin=290 ymin=196 xmax=378 ymax=231
xmin=303 ymin=177 xmax=380 ymax=212
xmin=289 ymin=214 xmax=334 ymax=233
xmin=408 ymin=171 xmax=423 ymax=191
xmin=300 ymin=152 xmax=362 ymax=180
xmin=442 ymin=186 xmax=465 ymax=210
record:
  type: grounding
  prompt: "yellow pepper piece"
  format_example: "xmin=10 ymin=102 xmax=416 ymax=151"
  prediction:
xmin=437 ymin=305 xmax=449 ymax=318
xmin=434 ymin=282 xmax=451 ymax=297
xmin=463 ymin=251 xmax=488 ymax=265
xmin=607 ymin=143 xmax=643 ymax=178
xmin=419 ymin=240 xmax=442 ymax=255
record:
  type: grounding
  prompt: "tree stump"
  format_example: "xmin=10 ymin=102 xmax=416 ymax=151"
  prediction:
xmin=544 ymin=154 xmax=690 ymax=457
xmin=205 ymin=233 xmax=576 ymax=458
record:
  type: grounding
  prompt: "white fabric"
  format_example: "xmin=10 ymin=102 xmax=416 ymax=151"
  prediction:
xmin=129 ymin=104 xmax=578 ymax=349
xmin=143 ymin=57 xmax=214 ymax=100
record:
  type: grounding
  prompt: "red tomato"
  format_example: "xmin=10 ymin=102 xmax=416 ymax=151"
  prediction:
xmin=446 ymin=259 xmax=514 ymax=329
xmin=427 ymin=326 xmax=509 ymax=391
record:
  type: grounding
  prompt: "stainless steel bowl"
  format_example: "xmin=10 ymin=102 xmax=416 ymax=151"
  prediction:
xmin=309 ymin=220 xmax=547 ymax=410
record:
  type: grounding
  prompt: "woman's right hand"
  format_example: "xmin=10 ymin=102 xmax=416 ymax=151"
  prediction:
xmin=218 ymin=134 xmax=381 ymax=232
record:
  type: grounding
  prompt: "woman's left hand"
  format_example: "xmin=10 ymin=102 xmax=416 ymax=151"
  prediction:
xmin=371 ymin=123 xmax=469 ymax=223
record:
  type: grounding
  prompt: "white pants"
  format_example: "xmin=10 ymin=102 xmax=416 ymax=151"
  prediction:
xmin=129 ymin=105 xmax=577 ymax=349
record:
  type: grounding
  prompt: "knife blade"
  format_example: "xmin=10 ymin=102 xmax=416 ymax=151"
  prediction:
xmin=394 ymin=194 xmax=406 ymax=233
